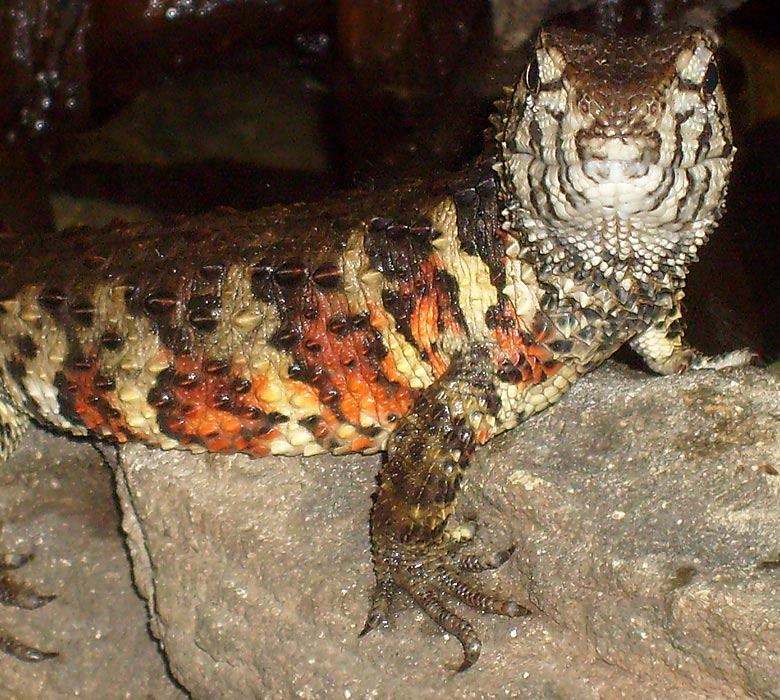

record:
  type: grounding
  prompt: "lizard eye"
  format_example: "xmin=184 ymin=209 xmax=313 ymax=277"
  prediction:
xmin=524 ymin=56 xmax=541 ymax=93
xmin=702 ymin=60 xmax=719 ymax=95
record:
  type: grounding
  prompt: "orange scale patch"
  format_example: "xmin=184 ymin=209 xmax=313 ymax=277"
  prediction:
xmin=393 ymin=256 xmax=468 ymax=378
xmin=149 ymin=354 xmax=284 ymax=456
xmin=490 ymin=300 xmax=562 ymax=385
xmin=291 ymin=286 xmax=417 ymax=440
xmin=55 ymin=350 xmax=141 ymax=442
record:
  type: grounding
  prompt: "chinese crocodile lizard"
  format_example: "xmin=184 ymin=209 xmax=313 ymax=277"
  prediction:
xmin=0 ymin=23 xmax=754 ymax=669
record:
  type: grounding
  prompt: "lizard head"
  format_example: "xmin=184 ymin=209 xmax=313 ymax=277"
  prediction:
xmin=495 ymin=25 xmax=734 ymax=284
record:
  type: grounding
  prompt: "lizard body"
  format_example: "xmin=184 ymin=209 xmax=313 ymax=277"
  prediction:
xmin=0 ymin=24 xmax=753 ymax=668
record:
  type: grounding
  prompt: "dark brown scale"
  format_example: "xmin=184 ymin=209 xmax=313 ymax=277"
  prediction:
xmin=311 ymin=263 xmax=342 ymax=288
xmin=173 ymin=371 xmax=200 ymax=389
xmin=93 ymin=374 xmax=116 ymax=392
xmin=198 ymin=263 xmax=226 ymax=282
xmin=301 ymin=303 xmax=320 ymax=321
xmin=232 ymin=377 xmax=252 ymax=394
xmin=241 ymin=406 xmax=264 ymax=420
xmin=99 ymin=331 xmax=125 ymax=352
xmin=159 ymin=327 xmax=193 ymax=356
xmin=143 ymin=291 xmax=179 ymax=316
xmin=364 ymin=215 xmax=435 ymax=279
xmin=274 ymin=260 xmax=308 ymax=286
xmin=147 ymin=386 xmax=175 ymax=409
xmin=67 ymin=354 xmax=94 ymax=372
xmin=250 ymin=260 xmax=277 ymax=303
xmin=351 ymin=312 xmax=371 ymax=330
xmin=271 ymin=326 xmax=302 ymax=351
xmin=123 ymin=285 xmax=139 ymax=307
xmin=363 ymin=332 xmax=389 ymax=361
xmin=435 ymin=270 xmax=468 ymax=332
xmin=52 ymin=373 xmax=85 ymax=428
xmin=320 ymin=387 xmax=341 ymax=405
xmin=496 ymin=360 xmax=523 ymax=383
xmin=6 ymin=358 xmax=27 ymax=383
xmin=452 ymin=169 xmax=506 ymax=289
xmin=180 ymin=403 xmax=198 ymax=418
xmin=38 ymin=288 xmax=67 ymax=311
xmin=382 ymin=290 xmax=417 ymax=349
xmin=187 ymin=295 xmax=222 ymax=333
xmin=300 ymin=415 xmax=326 ymax=434
xmin=286 ymin=360 xmax=313 ymax=382
xmin=204 ymin=359 xmax=230 ymax=375
xmin=327 ymin=316 xmax=349 ymax=337
xmin=368 ymin=217 xmax=392 ymax=233
xmin=81 ymin=254 xmax=109 ymax=271
xmin=15 ymin=335 xmax=38 ymax=360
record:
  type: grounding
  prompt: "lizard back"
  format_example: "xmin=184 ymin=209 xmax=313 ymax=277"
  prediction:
xmin=0 ymin=24 xmax=734 ymax=461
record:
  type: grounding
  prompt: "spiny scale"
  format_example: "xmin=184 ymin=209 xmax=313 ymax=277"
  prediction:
xmin=0 ymin=24 xmax=753 ymax=669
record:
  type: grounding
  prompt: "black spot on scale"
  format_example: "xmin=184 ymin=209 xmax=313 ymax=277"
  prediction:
xmin=364 ymin=214 xmax=436 ymax=280
xmin=274 ymin=260 xmax=308 ymax=287
xmin=147 ymin=385 xmax=175 ymax=409
xmin=144 ymin=291 xmax=179 ymax=316
xmin=311 ymin=262 xmax=342 ymax=288
xmin=270 ymin=325 xmax=302 ymax=351
xmin=38 ymin=288 xmax=67 ymax=312
xmin=327 ymin=315 xmax=350 ymax=337
xmin=451 ymin=169 xmax=506 ymax=289
xmin=250 ymin=260 xmax=276 ymax=303
xmin=173 ymin=370 xmax=200 ymax=389
xmin=187 ymin=294 xmax=221 ymax=333
xmin=287 ymin=360 xmax=314 ymax=382
xmin=99 ymin=331 xmax=125 ymax=352
xmin=232 ymin=376 xmax=252 ymax=394
xmin=381 ymin=289 xmax=417 ymax=350
xmin=93 ymin=373 xmax=116 ymax=392
xmin=53 ymin=371 xmax=85 ymax=427
xmin=204 ymin=359 xmax=230 ymax=375
xmin=7 ymin=357 xmax=27 ymax=383
xmin=198 ymin=263 xmax=226 ymax=282
xmin=15 ymin=335 xmax=38 ymax=360
xmin=161 ymin=326 xmax=193 ymax=356
xmin=69 ymin=298 xmax=96 ymax=327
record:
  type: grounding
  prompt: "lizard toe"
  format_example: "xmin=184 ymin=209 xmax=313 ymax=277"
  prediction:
xmin=0 ymin=632 xmax=58 ymax=662
xmin=366 ymin=538 xmax=526 ymax=670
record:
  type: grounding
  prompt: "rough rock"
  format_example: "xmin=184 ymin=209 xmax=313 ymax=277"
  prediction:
xmin=113 ymin=362 xmax=780 ymax=700
xmin=0 ymin=431 xmax=186 ymax=700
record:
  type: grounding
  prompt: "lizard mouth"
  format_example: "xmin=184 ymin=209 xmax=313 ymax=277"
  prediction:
xmin=513 ymin=150 xmax=732 ymax=175
xmin=505 ymin=152 xmax=734 ymax=222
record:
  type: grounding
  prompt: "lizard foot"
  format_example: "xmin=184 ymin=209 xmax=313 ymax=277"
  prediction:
xmin=0 ymin=553 xmax=58 ymax=661
xmin=361 ymin=539 xmax=529 ymax=671
xmin=689 ymin=347 xmax=761 ymax=371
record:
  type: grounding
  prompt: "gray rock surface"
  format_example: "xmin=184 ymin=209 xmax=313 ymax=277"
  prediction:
xmin=112 ymin=362 xmax=780 ymax=700
xmin=0 ymin=431 xmax=187 ymax=700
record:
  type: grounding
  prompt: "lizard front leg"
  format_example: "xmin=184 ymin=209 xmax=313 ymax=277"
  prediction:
xmin=630 ymin=301 xmax=757 ymax=375
xmin=361 ymin=346 xmax=528 ymax=671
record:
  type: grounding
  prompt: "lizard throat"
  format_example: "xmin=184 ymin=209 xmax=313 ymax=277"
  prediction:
xmin=498 ymin=151 xmax=733 ymax=289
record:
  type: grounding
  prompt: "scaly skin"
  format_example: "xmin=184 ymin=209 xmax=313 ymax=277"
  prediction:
xmin=0 ymin=24 xmax=754 ymax=668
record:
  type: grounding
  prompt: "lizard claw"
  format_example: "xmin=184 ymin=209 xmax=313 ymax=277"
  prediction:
xmin=363 ymin=539 xmax=528 ymax=671
xmin=0 ymin=633 xmax=58 ymax=662
xmin=689 ymin=347 xmax=761 ymax=371
xmin=0 ymin=551 xmax=58 ymax=661
xmin=0 ymin=557 xmax=56 ymax=610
